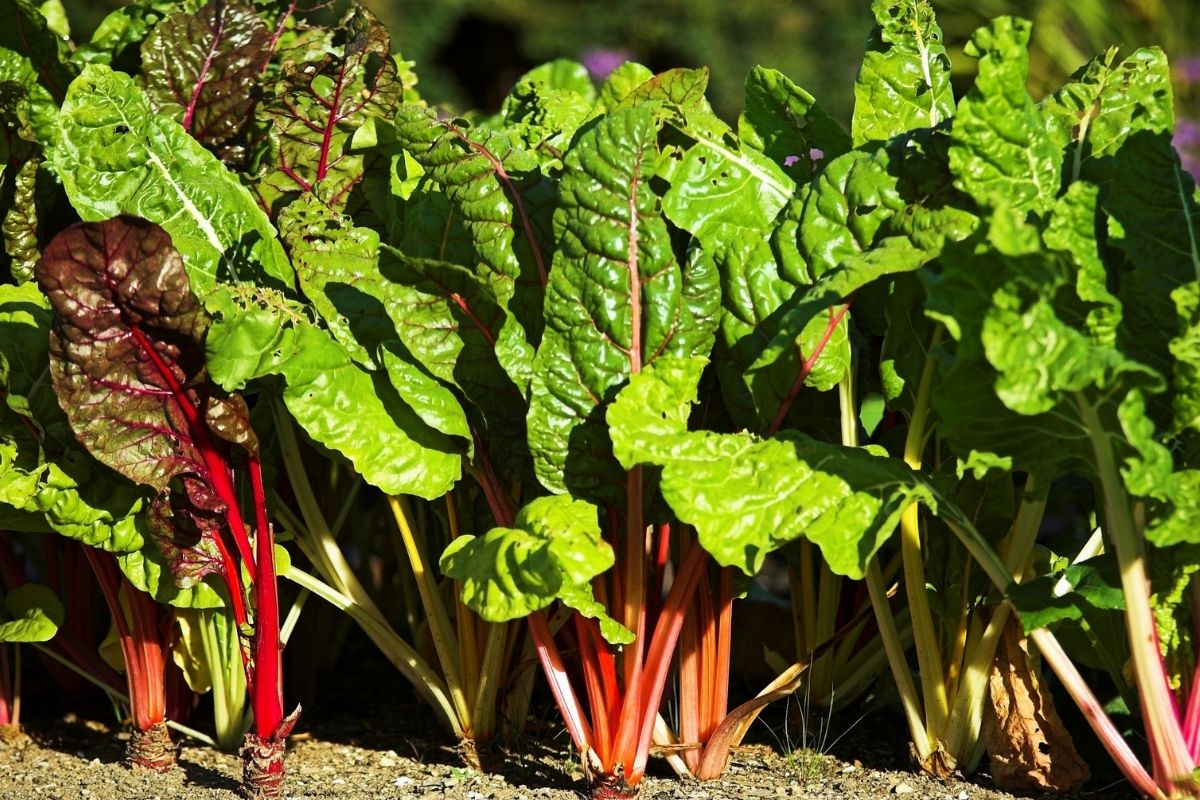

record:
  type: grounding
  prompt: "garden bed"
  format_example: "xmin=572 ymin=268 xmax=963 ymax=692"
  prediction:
xmin=0 ymin=707 xmax=1139 ymax=800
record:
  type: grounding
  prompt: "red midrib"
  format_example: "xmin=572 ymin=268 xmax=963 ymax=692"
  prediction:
xmin=316 ymin=61 xmax=350 ymax=182
xmin=183 ymin=2 xmax=228 ymax=132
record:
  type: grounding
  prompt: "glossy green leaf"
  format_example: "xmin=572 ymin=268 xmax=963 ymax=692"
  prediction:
xmin=1042 ymin=47 xmax=1173 ymax=185
xmin=207 ymin=304 xmax=462 ymax=500
xmin=394 ymin=105 xmax=547 ymax=387
xmin=0 ymin=282 xmax=146 ymax=552
xmin=947 ymin=17 xmax=1059 ymax=214
xmin=54 ymin=65 xmax=292 ymax=298
xmin=527 ymin=104 xmax=716 ymax=501
xmin=739 ymin=66 xmax=851 ymax=184
xmin=0 ymin=45 xmax=59 ymax=149
xmin=852 ymin=0 xmax=953 ymax=146
xmin=0 ymin=583 xmax=63 ymax=642
xmin=495 ymin=59 xmax=595 ymax=164
xmin=440 ymin=495 xmax=632 ymax=644
xmin=609 ymin=357 xmax=934 ymax=578
xmin=0 ymin=0 xmax=75 ymax=103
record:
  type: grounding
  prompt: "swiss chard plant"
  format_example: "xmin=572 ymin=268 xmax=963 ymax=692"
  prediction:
xmin=34 ymin=217 xmax=295 ymax=798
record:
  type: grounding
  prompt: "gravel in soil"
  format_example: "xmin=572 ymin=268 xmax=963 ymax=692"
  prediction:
xmin=0 ymin=709 xmax=1140 ymax=800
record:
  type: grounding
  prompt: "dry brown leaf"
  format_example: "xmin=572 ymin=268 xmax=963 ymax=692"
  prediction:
xmin=984 ymin=617 xmax=1090 ymax=793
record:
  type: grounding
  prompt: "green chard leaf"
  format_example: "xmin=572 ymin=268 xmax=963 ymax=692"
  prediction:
xmin=54 ymin=65 xmax=292 ymax=300
xmin=0 ymin=0 xmax=76 ymax=104
xmin=0 ymin=282 xmax=145 ymax=552
xmin=207 ymin=301 xmax=463 ymax=500
xmin=948 ymin=17 xmax=1060 ymax=214
xmin=1042 ymin=47 xmax=1173 ymax=185
xmin=608 ymin=357 xmax=934 ymax=578
xmin=852 ymin=0 xmax=954 ymax=146
xmin=1105 ymin=132 xmax=1200 ymax=431
xmin=280 ymin=196 xmax=472 ymax=442
xmin=256 ymin=6 xmax=405 ymax=217
xmin=140 ymin=0 xmax=270 ymax=155
xmin=394 ymin=105 xmax=549 ymax=388
xmin=0 ymin=583 xmax=63 ymax=642
xmin=739 ymin=66 xmax=851 ymax=184
xmin=493 ymin=59 xmax=596 ymax=164
xmin=440 ymin=495 xmax=632 ymax=644
xmin=527 ymin=104 xmax=717 ymax=502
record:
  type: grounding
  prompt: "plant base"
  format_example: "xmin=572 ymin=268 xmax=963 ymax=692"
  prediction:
xmin=588 ymin=773 xmax=639 ymax=800
xmin=0 ymin=724 xmax=28 ymax=747
xmin=128 ymin=722 xmax=175 ymax=772
xmin=239 ymin=706 xmax=300 ymax=800
xmin=456 ymin=736 xmax=500 ymax=772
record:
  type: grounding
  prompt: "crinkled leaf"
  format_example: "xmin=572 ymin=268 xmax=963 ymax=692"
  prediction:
xmin=72 ymin=1 xmax=175 ymax=67
xmin=852 ymin=0 xmax=953 ymax=146
xmin=948 ymin=17 xmax=1059 ymax=214
xmin=116 ymin=542 xmax=225 ymax=609
xmin=0 ymin=45 xmax=59 ymax=148
xmin=141 ymin=1 xmax=270 ymax=151
xmin=1042 ymin=47 xmax=1173 ymax=185
xmin=496 ymin=59 xmax=595 ymax=164
xmin=394 ymin=106 xmax=548 ymax=386
xmin=2 ymin=152 xmax=40 ymax=283
xmin=0 ymin=583 xmax=62 ymax=642
xmin=36 ymin=217 xmax=258 ymax=492
xmin=0 ymin=282 xmax=146 ymax=552
xmin=596 ymin=62 xmax=654 ymax=110
xmin=55 ymin=65 xmax=293 ymax=299
xmin=739 ymin=66 xmax=851 ymax=184
xmin=747 ymin=236 xmax=941 ymax=423
xmin=609 ymin=357 xmax=934 ymax=578
xmin=1118 ymin=391 xmax=1200 ymax=548
xmin=0 ymin=0 xmax=75 ymax=103
xmin=256 ymin=6 xmax=404 ymax=216
xmin=527 ymin=104 xmax=716 ymax=502
xmin=206 ymin=304 xmax=462 ymax=499
xmin=440 ymin=495 xmax=632 ymax=644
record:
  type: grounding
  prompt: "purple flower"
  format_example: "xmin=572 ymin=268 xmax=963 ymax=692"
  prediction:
xmin=1175 ymin=118 xmax=1200 ymax=150
xmin=809 ymin=147 xmax=824 ymax=162
xmin=1175 ymin=56 xmax=1200 ymax=85
xmin=581 ymin=47 xmax=633 ymax=81
xmin=783 ymin=154 xmax=801 ymax=167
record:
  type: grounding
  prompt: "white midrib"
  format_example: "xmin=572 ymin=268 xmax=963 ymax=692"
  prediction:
xmin=145 ymin=150 xmax=225 ymax=269
xmin=114 ymin=95 xmax=225 ymax=282
xmin=692 ymin=134 xmax=792 ymax=209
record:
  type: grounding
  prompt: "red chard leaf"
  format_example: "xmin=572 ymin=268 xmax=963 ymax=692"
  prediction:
xmin=255 ymin=6 xmax=405 ymax=217
xmin=35 ymin=213 xmax=263 ymax=609
xmin=148 ymin=475 xmax=228 ymax=587
xmin=141 ymin=0 xmax=270 ymax=153
xmin=35 ymin=216 xmax=257 ymax=493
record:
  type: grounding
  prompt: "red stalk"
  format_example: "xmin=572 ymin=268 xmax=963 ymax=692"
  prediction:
xmin=646 ymin=524 xmax=671 ymax=633
xmin=575 ymin=615 xmax=613 ymax=767
xmin=710 ymin=568 xmax=733 ymax=736
xmin=765 ymin=303 xmax=852 ymax=437
xmin=529 ymin=610 xmax=594 ymax=753
xmin=0 ymin=645 xmax=13 ymax=729
xmin=629 ymin=544 xmax=709 ymax=781
xmin=249 ymin=458 xmax=284 ymax=737
xmin=81 ymin=548 xmax=174 ymax=772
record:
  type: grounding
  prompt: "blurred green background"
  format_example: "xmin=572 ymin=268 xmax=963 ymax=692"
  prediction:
xmin=55 ymin=0 xmax=1200 ymax=169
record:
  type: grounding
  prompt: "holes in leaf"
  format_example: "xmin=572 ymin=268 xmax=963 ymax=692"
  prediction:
xmin=115 ymin=124 xmax=130 ymax=134
xmin=854 ymin=204 xmax=877 ymax=216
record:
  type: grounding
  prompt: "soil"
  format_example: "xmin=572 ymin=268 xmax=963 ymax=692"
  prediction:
xmin=0 ymin=706 xmax=1141 ymax=800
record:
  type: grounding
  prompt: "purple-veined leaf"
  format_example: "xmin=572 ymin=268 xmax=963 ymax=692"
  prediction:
xmin=141 ymin=0 xmax=270 ymax=155
xmin=35 ymin=216 xmax=257 ymax=586
xmin=255 ymin=6 xmax=404 ymax=216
